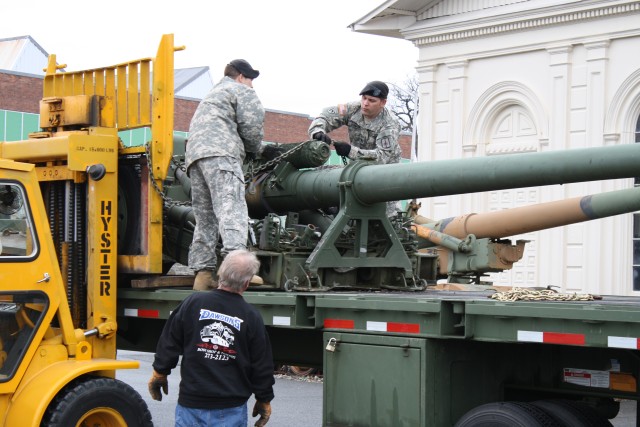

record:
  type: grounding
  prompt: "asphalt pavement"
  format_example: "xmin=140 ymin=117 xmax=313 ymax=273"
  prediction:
xmin=116 ymin=350 xmax=323 ymax=427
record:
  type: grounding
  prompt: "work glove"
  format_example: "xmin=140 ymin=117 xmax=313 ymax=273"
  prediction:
xmin=252 ymin=400 xmax=272 ymax=427
xmin=312 ymin=131 xmax=332 ymax=144
xmin=246 ymin=151 xmax=258 ymax=162
xmin=333 ymin=141 xmax=352 ymax=157
xmin=148 ymin=370 xmax=168 ymax=401
xmin=261 ymin=143 xmax=281 ymax=161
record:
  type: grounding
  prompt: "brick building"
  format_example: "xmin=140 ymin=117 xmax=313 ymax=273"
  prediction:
xmin=0 ymin=70 xmax=412 ymax=157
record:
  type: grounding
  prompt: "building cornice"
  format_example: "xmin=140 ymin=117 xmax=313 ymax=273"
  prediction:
xmin=406 ymin=1 xmax=640 ymax=46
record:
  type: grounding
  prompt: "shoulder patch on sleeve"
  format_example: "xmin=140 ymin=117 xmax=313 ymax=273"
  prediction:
xmin=338 ymin=104 xmax=348 ymax=116
xmin=380 ymin=136 xmax=392 ymax=149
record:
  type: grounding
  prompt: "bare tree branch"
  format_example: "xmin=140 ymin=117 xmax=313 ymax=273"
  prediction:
xmin=387 ymin=75 xmax=418 ymax=133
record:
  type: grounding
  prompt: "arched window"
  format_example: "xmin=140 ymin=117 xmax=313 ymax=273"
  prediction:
xmin=634 ymin=115 xmax=640 ymax=291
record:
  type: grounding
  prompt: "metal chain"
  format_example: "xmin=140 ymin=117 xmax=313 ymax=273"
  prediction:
xmin=244 ymin=140 xmax=312 ymax=182
xmin=145 ymin=139 xmax=328 ymax=206
xmin=171 ymin=156 xmax=187 ymax=173
xmin=144 ymin=142 xmax=191 ymax=207
xmin=490 ymin=287 xmax=596 ymax=302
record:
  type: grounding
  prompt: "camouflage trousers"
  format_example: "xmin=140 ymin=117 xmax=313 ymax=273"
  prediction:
xmin=188 ymin=157 xmax=248 ymax=273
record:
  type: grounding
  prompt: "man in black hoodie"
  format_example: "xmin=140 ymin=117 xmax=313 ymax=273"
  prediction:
xmin=149 ymin=249 xmax=274 ymax=426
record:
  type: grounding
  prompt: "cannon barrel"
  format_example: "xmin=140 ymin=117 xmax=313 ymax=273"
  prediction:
xmin=414 ymin=185 xmax=640 ymax=243
xmin=248 ymin=143 xmax=640 ymax=217
xmin=165 ymin=142 xmax=640 ymax=287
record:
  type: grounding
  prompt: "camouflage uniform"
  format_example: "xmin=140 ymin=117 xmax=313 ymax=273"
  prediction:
xmin=308 ymin=101 xmax=402 ymax=216
xmin=186 ymin=76 xmax=264 ymax=273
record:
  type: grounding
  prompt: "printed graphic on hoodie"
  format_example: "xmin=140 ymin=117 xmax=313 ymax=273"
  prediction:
xmin=197 ymin=309 xmax=243 ymax=361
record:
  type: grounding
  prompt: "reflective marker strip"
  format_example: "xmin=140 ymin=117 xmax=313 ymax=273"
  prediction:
xmin=608 ymin=336 xmax=640 ymax=349
xmin=367 ymin=321 xmax=387 ymax=331
xmin=518 ymin=330 xmax=585 ymax=345
xmin=518 ymin=331 xmax=544 ymax=342
xmin=324 ymin=319 xmax=355 ymax=329
xmin=544 ymin=332 xmax=585 ymax=345
xmin=367 ymin=321 xmax=420 ymax=334
xmin=324 ymin=319 xmax=419 ymax=332
xmin=124 ymin=308 xmax=159 ymax=318
xmin=273 ymin=316 xmax=291 ymax=326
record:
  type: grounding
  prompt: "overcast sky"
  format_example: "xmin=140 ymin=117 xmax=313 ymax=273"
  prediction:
xmin=1 ymin=0 xmax=418 ymax=117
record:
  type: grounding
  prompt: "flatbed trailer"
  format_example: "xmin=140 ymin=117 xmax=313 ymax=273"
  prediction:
xmin=117 ymin=287 xmax=640 ymax=426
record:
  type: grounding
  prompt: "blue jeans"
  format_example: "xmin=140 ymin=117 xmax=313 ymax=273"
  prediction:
xmin=175 ymin=402 xmax=248 ymax=427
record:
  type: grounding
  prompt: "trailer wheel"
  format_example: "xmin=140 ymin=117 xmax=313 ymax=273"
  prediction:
xmin=287 ymin=365 xmax=318 ymax=376
xmin=455 ymin=401 xmax=562 ymax=426
xmin=42 ymin=377 xmax=153 ymax=427
xmin=531 ymin=399 xmax=613 ymax=426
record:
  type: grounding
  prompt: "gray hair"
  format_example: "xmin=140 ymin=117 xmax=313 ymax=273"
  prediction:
xmin=217 ymin=250 xmax=260 ymax=292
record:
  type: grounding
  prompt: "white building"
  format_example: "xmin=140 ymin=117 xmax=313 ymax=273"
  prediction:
xmin=352 ymin=0 xmax=640 ymax=295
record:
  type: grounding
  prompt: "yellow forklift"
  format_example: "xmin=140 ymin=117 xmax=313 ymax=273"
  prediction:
xmin=0 ymin=34 xmax=181 ymax=426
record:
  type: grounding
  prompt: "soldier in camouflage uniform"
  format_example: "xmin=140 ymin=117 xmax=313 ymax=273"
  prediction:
xmin=185 ymin=59 xmax=264 ymax=290
xmin=308 ymin=81 xmax=402 ymax=217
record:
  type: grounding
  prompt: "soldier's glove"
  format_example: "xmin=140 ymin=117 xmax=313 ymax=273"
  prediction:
xmin=312 ymin=132 xmax=332 ymax=144
xmin=261 ymin=144 xmax=281 ymax=161
xmin=333 ymin=141 xmax=352 ymax=157
xmin=148 ymin=370 xmax=168 ymax=401
xmin=246 ymin=151 xmax=258 ymax=162
xmin=252 ymin=400 xmax=272 ymax=427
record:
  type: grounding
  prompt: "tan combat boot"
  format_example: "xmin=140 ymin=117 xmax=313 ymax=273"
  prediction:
xmin=193 ymin=270 xmax=217 ymax=291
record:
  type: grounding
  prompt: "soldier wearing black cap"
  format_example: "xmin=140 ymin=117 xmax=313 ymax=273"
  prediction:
xmin=185 ymin=59 xmax=265 ymax=291
xmin=359 ymin=80 xmax=389 ymax=99
xmin=308 ymin=80 xmax=402 ymax=217
xmin=228 ymin=59 xmax=260 ymax=79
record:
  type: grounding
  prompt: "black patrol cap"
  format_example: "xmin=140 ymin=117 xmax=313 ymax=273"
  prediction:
xmin=229 ymin=59 xmax=260 ymax=79
xmin=359 ymin=81 xmax=389 ymax=99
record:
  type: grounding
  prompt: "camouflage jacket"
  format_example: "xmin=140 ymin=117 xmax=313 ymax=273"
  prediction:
xmin=185 ymin=76 xmax=265 ymax=174
xmin=308 ymin=101 xmax=401 ymax=164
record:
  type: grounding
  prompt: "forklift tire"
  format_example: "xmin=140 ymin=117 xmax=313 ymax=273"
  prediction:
xmin=42 ymin=376 xmax=153 ymax=427
xmin=455 ymin=401 xmax=562 ymax=426
xmin=531 ymin=399 xmax=613 ymax=427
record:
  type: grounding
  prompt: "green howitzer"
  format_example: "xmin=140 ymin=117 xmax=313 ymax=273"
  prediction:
xmin=163 ymin=142 xmax=640 ymax=290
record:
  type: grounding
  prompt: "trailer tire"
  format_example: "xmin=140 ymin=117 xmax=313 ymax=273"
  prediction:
xmin=42 ymin=376 xmax=153 ymax=427
xmin=455 ymin=401 xmax=562 ymax=427
xmin=531 ymin=399 xmax=613 ymax=427
xmin=287 ymin=365 xmax=318 ymax=376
